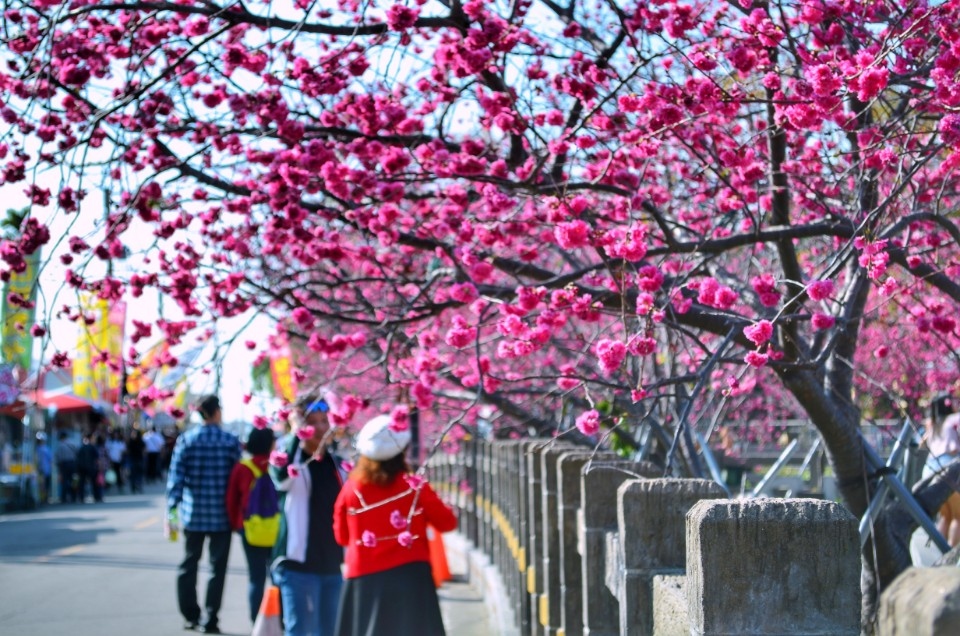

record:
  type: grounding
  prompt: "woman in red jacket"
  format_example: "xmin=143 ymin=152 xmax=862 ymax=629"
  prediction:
xmin=225 ymin=426 xmax=276 ymax=624
xmin=333 ymin=414 xmax=457 ymax=636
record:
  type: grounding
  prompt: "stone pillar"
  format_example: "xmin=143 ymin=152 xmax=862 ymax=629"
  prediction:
xmin=515 ymin=441 xmax=533 ymax=634
xmin=687 ymin=499 xmax=860 ymax=635
xmin=526 ymin=441 xmax=546 ymax=636
xmin=557 ymin=451 xmax=615 ymax=636
xmin=477 ymin=439 xmax=491 ymax=559
xmin=878 ymin=567 xmax=960 ymax=635
xmin=539 ymin=444 xmax=573 ymax=636
xmin=464 ymin=437 xmax=479 ymax=545
xmin=616 ymin=479 xmax=726 ymax=636
xmin=490 ymin=440 xmax=513 ymax=588
xmin=579 ymin=462 xmax=659 ymax=636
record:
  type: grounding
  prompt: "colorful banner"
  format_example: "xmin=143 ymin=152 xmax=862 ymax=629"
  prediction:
xmin=1 ymin=249 xmax=40 ymax=372
xmin=269 ymin=332 xmax=297 ymax=403
xmin=74 ymin=293 xmax=126 ymax=403
xmin=126 ymin=340 xmax=168 ymax=396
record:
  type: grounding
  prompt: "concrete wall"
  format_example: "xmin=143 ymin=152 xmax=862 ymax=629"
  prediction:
xmin=429 ymin=440 xmax=870 ymax=636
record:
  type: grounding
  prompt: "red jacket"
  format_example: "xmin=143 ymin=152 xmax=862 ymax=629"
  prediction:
xmin=226 ymin=455 xmax=271 ymax=532
xmin=333 ymin=474 xmax=457 ymax=579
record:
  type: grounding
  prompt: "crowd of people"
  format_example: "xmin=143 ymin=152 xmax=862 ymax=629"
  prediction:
xmin=166 ymin=392 xmax=457 ymax=636
xmin=45 ymin=424 xmax=177 ymax=504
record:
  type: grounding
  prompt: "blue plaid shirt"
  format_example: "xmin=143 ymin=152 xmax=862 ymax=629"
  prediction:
xmin=166 ymin=424 xmax=241 ymax=532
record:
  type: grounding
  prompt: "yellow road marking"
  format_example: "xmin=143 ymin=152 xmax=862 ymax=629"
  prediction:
xmin=53 ymin=545 xmax=85 ymax=557
xmin=33 ymin=544 xmax=85 ymax=564
xmin=134 ymin=516 xmax=159 ymax=530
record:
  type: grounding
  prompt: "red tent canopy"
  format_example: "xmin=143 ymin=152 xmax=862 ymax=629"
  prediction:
xmin=0 ymin=389 xmax=94 ymax=418
xmin=25 ymin=389 xmax=94 ymax=413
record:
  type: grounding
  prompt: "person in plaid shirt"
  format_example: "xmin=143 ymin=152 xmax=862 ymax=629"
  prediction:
xmin=167 ymin=395 xmax=242 ymax=634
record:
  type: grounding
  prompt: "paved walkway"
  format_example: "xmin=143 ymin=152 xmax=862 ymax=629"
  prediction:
xmin=0 ymin=482 xmax=491 ymax=635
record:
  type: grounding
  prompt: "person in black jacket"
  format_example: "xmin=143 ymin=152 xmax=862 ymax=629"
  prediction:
xmin=76 ymin=435 xmax=103 ymax=503
xmin=270 ymin=392 xmax=345 ymax=636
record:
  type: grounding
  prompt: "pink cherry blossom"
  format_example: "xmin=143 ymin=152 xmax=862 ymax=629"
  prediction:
xmin=744 ymin=351 xmax=770 ymax=368
xmin=594 ymin=338 xmax=626 ymax=375
xmin=811 ymin=313 xmax=836 ymax=330
xmin=287 ymin=464 xmax=301 ymax=479
xmin=390 ymin=510 xmax=408 ymax=529
xmin=361 ymin=530 xmax=377 ymax=547
xmin=403 ymin=474 xmax=426 ymax=490
xmin=295 ymin=426 xmax=316 ymax=440
xmin=397 ymin=531 xmax=414 ymax=547
xmin=554 ymin=220 xmax=591 ymax=249
xmin=269 ymin=451 xmax=289 ymax=468
xmin=576 ymin=410 xmax=601 ymax=436
xmin=808 ymin=280 xmax=835 ymax=301
xmin=744 ymin=320 xmax=774 ymax=346
xmin=389 ymin=406 xmax=410 ymax=432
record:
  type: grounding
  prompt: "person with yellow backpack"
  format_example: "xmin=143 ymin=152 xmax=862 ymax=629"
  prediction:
xmin=227 ymin=426 xmax=280 ymax=624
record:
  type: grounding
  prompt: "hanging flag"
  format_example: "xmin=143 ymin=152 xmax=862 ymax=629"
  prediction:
xmin=126 ymin=340 xmax=169 ymax=396
xmin=73 ymin=292 xmax=127 ymax=402
xmin=0 ymin=249 xmax=40 ymax=373
xmin=269 ymin=331 xmax=297 ymax=403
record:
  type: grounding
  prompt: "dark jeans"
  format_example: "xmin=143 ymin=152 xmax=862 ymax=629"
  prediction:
xmin=77 ymin=468 xmax=102 ymax=502
xmin=110 ymin=461 xmax=125 ymax=491
xmin=241 ymin=533 xmax=273 ymax=623
xmin=178 ymin=530 xmax=232 ymax=627
xmin=146 ymin=452 xmax=161 ymax=482
xmin=57 ymin=461 xmax=77 ymax=502
xmin=128 ymin=457 xmax=144 ymax=493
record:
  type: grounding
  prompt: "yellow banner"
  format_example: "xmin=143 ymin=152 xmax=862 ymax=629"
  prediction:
xmin=269 ymin=329 xmax=297 ymax=403
xmin=126 ymin=340 xmax=168 ymax=396
xmin=270 ymin=350 xmax=296 ymax=403
xmin=74 ymin=293 xmax=126 ymax=402
xmin=1 ymin=250 xmax=40 ymax=371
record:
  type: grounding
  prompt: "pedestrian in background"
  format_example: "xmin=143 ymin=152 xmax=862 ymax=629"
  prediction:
xmin=167 ymin=395 xmax=241 ymax=634
xmin=226 ymin=426 xmax=278 ymax=623
xmin=333 ymin=414 xmax=457 ymax=636
xmin=270 ymin=392 xmax=345 ymax=636
xmin=54 ymin=431 xmax=78 ymax=503
xmin=106 ymin=431 xmax=126 ymax=493
xmin=76 ymin=435 xmax=103 ymax=503
xmin=923 ymin=393 xmax=960 ymax=546
xmin=127 ymin=429 xmax=145 ymax=494
xmin=35 ymin=432 xmax=52 ymax=504
xmin=144 ymin=426 xmax=164 ymax=483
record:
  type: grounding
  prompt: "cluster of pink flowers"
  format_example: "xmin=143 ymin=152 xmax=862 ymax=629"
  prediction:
xmin=594 ymin=338 xmax=627 ymax=375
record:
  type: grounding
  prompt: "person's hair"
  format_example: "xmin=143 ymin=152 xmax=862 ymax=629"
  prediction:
xmin=246 ymin=427 xmax=275 ymax=456
xmin=350 ymin=453 xmax=409 ymax=487
xmin=931 ymin=393 xmax=955 ymax=432
xmin=295 ymin=392 xmax=330 ymax=417
xmin=197 ymin=394 xmax=221 ymax=420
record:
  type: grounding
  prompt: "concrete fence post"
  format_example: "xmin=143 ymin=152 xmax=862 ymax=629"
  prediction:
xmin=686 ymin=498 xmax=860 ymax=635
xmin=578 ymin=462 xmax=660 ymax=636
xmin=539 ymin=444 xmax=574 ymax=636
xmin=557 ymin=451 xmax=615 ymax=636
xmin=878 ymin=566 xmax=960 ymax=635
xmin=616 ymin=478 xmax=726 ymax=636
xmin=525 ymin=441 xmax=546 ymax=636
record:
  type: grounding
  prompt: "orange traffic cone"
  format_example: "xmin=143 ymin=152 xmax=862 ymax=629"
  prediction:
xmin=428 ymin=525 xmax=452 ymax=588
xmin=252 ymin=585 xmax=283 ymax=636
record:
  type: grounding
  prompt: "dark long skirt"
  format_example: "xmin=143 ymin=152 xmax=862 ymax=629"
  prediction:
xmin=335 ymin=560 xmax=445 ymax=636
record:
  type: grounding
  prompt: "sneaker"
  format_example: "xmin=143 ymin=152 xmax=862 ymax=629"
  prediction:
xmin=183 ymin=620 xmax=199 ymax=631
xmin=200 ymin=624 xmax=220 ymax=634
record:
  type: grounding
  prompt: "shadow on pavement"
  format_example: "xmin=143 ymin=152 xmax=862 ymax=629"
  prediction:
xmin=0 ymin=515 xmax=119 ymax=558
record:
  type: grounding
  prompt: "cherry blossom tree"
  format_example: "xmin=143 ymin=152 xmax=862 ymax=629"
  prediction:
xmin=4 ymin=0 xmax=960 ymax=618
